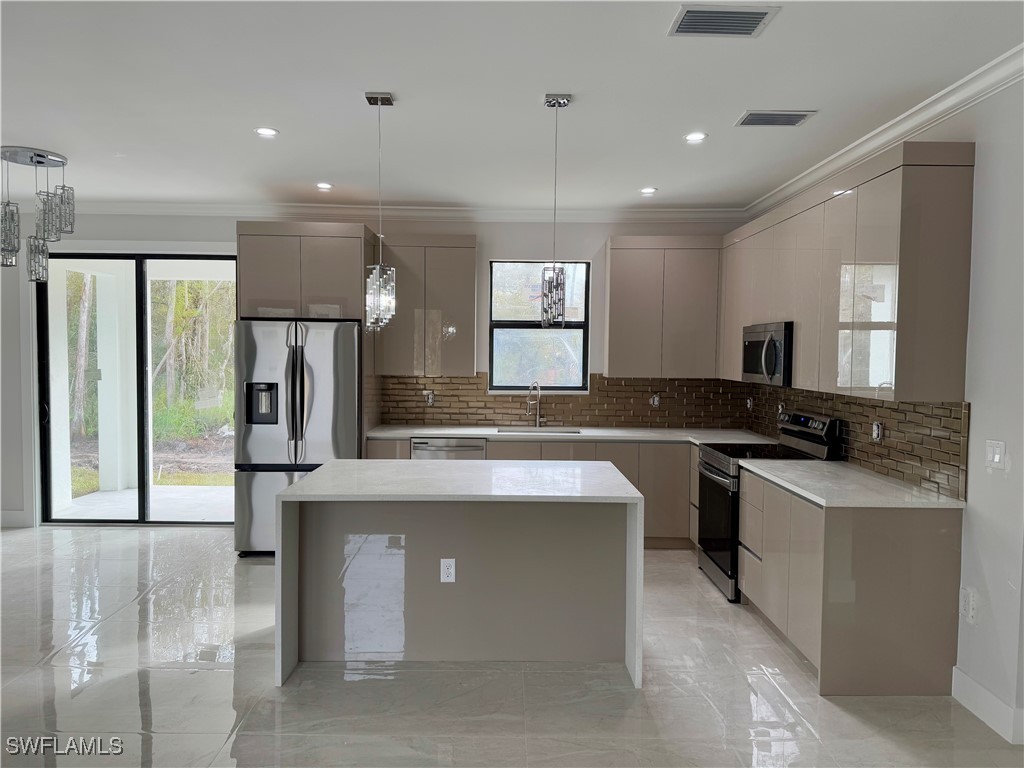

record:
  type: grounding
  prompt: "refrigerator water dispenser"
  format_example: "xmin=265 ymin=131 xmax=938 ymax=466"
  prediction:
xmin=245 ymin=382 xmax=278 ymax=424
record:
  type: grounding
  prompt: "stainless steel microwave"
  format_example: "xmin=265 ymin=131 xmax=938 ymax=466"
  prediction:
xmin=742 ymin=322 xmax=793 ymax=387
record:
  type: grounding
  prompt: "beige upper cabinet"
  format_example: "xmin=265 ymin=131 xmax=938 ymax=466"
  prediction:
xmin=717 ymin=243 xmax=742 ymax=380
xmin=236 ymin=223 xmax=374 ymax=320
xmin=375 ymin=246 xmax=426 ymax=376
xmin=662 ymin=249 xmax=719 ymax=378
xmin=772 ymin=205 xmax=823 ymax=391
xmin=819 ymin=189 xmax=858 ymax=394
xmin=832 ymin=165 xmax=973 ymax=402
xmin=606 ymin=248 xmax=664 ymax=378
xmin=423 ymin=247 xmax=477 ymax=376
xmin=606 ymin=239 xmax=720 ymax=378
xmin=237 ymin=235 xmax=301 ymax=317
xmin=375 ymin=240 xmax=477 ymax=377
xmin=299 ymin=236 xmax=365 ymax=319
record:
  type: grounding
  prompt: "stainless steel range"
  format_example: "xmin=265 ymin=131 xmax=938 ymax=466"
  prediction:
xmin=696 ymin=409 xmax=841 ymax=602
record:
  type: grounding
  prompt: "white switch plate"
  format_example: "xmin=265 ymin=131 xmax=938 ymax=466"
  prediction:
xmin=985 ymin=440 xmax=1006 ymax=470
xmin=959 ymin=586 xmax=978 ymax=624
xmin=440 ymin=558 xmax=455 ymax=583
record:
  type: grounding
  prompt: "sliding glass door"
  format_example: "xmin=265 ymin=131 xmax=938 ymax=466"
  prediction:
xmin=146 ymin=260 xmax=235 ymax=522
xmin=38 ymin=255 xmax=235 ymax=524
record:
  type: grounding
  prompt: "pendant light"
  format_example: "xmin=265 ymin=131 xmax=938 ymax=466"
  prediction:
xmin=1 ymin=145 xmax=75 ymax=282
xmin=364 ymin=92 xmax=396 ymax=330
xmin=541 ymin=94 xmax=570 ymax=328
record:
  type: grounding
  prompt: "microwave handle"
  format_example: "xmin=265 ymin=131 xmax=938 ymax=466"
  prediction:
xmin=761 ymin=334 xmax=773 ymax=383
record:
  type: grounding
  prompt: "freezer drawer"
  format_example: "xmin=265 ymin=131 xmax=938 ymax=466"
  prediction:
xmin=235 ymin=471 xmax=305 ymax=553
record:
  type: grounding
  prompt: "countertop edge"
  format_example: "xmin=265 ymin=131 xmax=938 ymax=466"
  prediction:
xmin=278 ymin=494 xmax=643 ymax=504
xmin=738 ymin=460 xmax=966 ymax=510
xmin=365 ymin=426 xmax=772 ymax=445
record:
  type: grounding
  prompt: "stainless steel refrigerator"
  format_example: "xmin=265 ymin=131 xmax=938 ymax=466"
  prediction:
xmin=234 ymin=320 xmax=360 ymax=554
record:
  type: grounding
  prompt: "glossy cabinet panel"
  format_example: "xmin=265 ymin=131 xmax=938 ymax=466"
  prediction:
xmin=821 ymin=189 xmax=858 ymax=394
xmin=540 ymin=442 xmax=598 ymax=461
xmin=375 ymin=246 xmax=426 ymax=376
xmin=237 ymin=235 xmax=301 ymax=318
xmin=606 ymin=249 xmax=664 ymax=377
xmin=772 ymin=206 xmax=823 ymax=391
xmin=365 ymin=439 xmax=411 ymax=459
xmin=595 ymin=442 xmax=640 ymax=489
xmin=851 ymin=169 xmax=902 ymax=401
xmin=738 ymin=545 xmax=762 ymax=606
xmin=760 ymin=483 xmax=792 ymax=633
xmin=787 ymin=496 xmax=824 ymax=668
xmin=689 ymin=467 xmax=699 ymax=507
xmin=485 ymin=441 xmax=542 ymax=460
xmin=716 ymin=243 xmax=742 ymax=381
xmin=689 ymin=503 xmax=699 ymax=545
xmin=739 ymin=498 xmax=763 ymax=558
xmin=298 ymin=237 xmax=364 ymax=320
xmin=662 ymin=249 xmax=719 ymax=378
xmin=638 ymin=443 xmax=690 ymax=539
xmin=739 ymin=469 xmax=763 ymax=510
xmin=424 ymin=247 xmax=476 ymax=376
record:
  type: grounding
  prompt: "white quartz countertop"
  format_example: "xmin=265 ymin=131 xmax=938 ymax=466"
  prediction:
xmin=739 ymin=460 xmax=966 ymax=509
xmin=366 ymin=425 xmax=774 ymax=445
xmin=279 ymin=459 xmax=644 ymax=504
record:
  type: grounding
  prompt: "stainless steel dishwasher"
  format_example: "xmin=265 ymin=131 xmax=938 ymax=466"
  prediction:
xmin=410 ymin=437 xmax=487 ymax=460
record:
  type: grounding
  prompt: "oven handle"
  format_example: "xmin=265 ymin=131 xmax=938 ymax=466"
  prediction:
xmin=698 ymin=460 xmax=739 ymax=492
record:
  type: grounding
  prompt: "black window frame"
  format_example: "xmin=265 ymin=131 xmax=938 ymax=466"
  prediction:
xmin=487 ymin=260 xmax=590 ymax=393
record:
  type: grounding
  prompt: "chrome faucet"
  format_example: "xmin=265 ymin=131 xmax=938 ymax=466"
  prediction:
xmin=526 ymin=380 xmax=544 ymax=428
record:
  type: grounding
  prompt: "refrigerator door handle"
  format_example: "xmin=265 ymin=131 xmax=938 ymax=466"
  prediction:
xmin=298 ymin=344 xmax=312 ymax=463
xmin=284 ymin=322 xmax=297 ymax=464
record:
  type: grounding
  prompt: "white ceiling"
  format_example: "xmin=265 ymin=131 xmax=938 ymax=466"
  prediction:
xmin=2 ymin=1 xmax=1021 ymax=216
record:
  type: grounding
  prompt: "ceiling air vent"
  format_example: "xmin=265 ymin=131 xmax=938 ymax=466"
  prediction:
xmin=736 ymin=110 xmax=817 ymax=127
xmin=669 ymin=5 xmax=780 ymax=37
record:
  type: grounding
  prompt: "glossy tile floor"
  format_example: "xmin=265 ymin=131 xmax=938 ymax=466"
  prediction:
xmin=2 ymin=526 xmax=1021 ymax=767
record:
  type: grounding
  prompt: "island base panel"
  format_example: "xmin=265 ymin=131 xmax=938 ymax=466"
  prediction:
xmin=295 ymin=501 xmax=628 ymax=665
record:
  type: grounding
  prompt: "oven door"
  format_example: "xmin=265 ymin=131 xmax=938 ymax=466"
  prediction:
xmin=698 ymin=460 xmax=739 ymax=579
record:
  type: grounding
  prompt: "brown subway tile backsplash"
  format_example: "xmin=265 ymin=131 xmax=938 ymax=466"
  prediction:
xmin=379 ymin=374 xmax=969 ymax=501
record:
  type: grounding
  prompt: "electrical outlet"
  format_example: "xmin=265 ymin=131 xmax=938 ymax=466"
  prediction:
xmin=422 ymin=390 xmax=435 ymax=406
xmin=648 ymin=393 xmax=661 ymax=408
xmin=440 ymin=558 xmax=455 ymax=583
xmin=959 ymin=586 xmax=978 ymax=624
xmin=746 ymin=398 xmax=753 ymax=411
xmin=985 ymin=440 xmax=1006 ymax=470
xmin=777 ymin=403 xmax=785 ymax=416
xmin=872 ymin=422 xmax=883 ymax=442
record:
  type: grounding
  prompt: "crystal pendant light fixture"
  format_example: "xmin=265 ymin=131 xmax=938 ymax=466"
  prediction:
xmin=541 ymin=94 xmax=571 ymax=328
xmin=364 ymin=92 xmax=396 ymax=330
xmin=0 ymin=146 xmax=75 ymax=282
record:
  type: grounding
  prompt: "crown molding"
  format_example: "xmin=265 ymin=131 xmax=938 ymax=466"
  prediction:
xmin=70 ymin=46 xmax=1022 ymax=227
xmin=744 ymin=44 xmax=1024 ymax=219
xmin=73 ymin=200 xmax=749 ymax=224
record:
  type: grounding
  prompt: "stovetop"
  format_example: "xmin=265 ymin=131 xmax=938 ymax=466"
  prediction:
xmin=699 ymin=443 xmax=812 ymax=461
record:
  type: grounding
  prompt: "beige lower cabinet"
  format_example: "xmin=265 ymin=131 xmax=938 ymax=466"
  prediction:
xmin=738 ymin=498 xmax=763 ymax=557
xmin=637 ymin=443 xmax=690 ymax=541
xmin=786 ymin=496 xmax=824 ymax=668
xmin=760 ymin=483 xmax=792 ymax=632
xmin=738 ymin=546 xmax=762 ymax=607
xmin=689 ymin=504 xmax=699 ymax=545
xmin=594 ymin=442 xmax=640 ymax=488
xmin=540 ymin=442 xmax=597 ymax=461
xmin=740 ymin=472 xmax=962 ymax=695
xmin=365 ymin=439 xmax=411 ymax=459
xmin=486 ymin=441 xmax=541 ymax=460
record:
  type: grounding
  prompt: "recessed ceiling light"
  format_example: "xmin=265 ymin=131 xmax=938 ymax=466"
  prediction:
xmin=685 ymin=132 xmax=708 ymax=144
xmin=316 ymin=182 xmax=333 ymax=191
xmin=640 ymin=187 xmax=658 ymax=195
xmin=254 ymin=127 xmax=279 ymax=138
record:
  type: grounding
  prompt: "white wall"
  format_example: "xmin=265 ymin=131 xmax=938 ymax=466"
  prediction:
xmin=915 ymin=84 xmax=1024 ymax=742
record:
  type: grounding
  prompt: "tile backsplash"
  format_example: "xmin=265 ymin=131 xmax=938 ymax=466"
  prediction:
xmin=380 ymin=374 xmax=969 ymax=500
xmin=381 ymin=374 xmax=749 ymax=429
xmin=744 ymin=383 xmax=969 ymax=501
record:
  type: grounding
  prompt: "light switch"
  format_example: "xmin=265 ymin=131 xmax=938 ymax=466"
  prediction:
xmin=985 ymin=440 xmax=1006 ymax=470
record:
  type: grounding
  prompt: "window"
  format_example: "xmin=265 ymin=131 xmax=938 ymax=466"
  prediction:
xmin=489 ymin=261 xmax=590 ymax=391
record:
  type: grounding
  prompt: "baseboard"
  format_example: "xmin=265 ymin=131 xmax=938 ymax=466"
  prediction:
xmin=0 ymin=508 xmax=34 ymax=529
xmin=952 ymin=666 xmax=1024 ymax=744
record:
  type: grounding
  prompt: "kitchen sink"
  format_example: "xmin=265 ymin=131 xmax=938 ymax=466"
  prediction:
xmin=496 ymin=427 xmax=582 ymax=434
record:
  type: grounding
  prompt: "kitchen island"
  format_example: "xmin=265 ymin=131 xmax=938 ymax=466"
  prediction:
xmin=275 ymin=459 xmax=645 ymax=687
